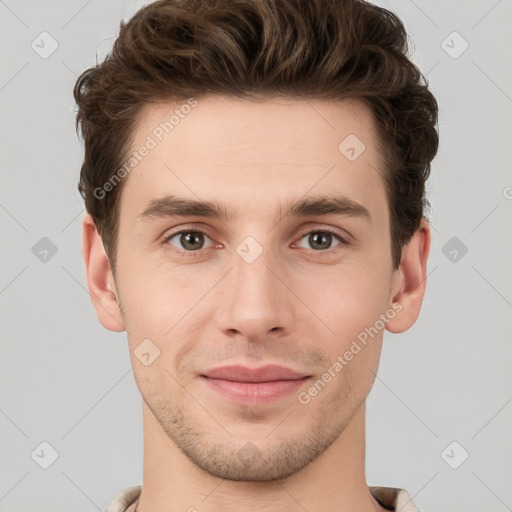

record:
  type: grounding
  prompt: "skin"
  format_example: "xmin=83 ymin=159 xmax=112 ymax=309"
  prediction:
xmin=82 ymin=95 xmax=430 ymax=512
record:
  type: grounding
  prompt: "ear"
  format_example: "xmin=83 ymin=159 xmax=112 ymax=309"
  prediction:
xmin=386 ymin=218 xmax=431 ymax=334
xmin=81 ymin=213 xmax=125 ymax=332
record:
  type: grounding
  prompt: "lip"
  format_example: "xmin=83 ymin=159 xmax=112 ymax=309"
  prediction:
xmin=200 ymin=364 xmax=309 ymax=382
xmin=200 ymin=364 xmax=311 ymax=405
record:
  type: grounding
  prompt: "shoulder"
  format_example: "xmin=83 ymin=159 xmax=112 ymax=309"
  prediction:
xmin=105 ymin=485 xmax=142 ymax=512
xmin=369 ymin=485 xmax=422 ymax=512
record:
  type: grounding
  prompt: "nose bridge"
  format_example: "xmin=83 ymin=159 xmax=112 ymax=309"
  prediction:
xmin=217 ymin=234 xmax=293 ymax=337
xmin=235 ymin=240 xmax=276 ymax=294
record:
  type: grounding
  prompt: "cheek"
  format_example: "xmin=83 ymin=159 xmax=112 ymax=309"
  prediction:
xmin=300 ymin=274 xmax=387 ymax=404
xmin=120 ymin=276 xmax=170 ymax=334
xmin=303 ymin=261 xmax=391 ymax=344
xmin=116 ymin=261 xmax=219 ymax=372
xmin=116 ymin=253 xmax=197 ymax=327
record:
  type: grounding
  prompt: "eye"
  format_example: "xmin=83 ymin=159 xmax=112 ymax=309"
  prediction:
xmin=294 ymin=229 xmax=348 ymax=252
xmin=164 ymin=229 xmax=215 ymax=252
xmin=162 ymin=227 xmax=350 ymax=257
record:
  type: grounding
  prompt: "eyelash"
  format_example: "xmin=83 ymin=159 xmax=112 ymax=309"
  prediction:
xmin=162 ymin=227 xmax=351 ymax=258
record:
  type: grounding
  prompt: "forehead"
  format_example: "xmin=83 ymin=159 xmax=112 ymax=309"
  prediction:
xmin=118 ymin=95 xmax=388 ymax=228
xmin=131 ymin=95 xmax=380 ymax=161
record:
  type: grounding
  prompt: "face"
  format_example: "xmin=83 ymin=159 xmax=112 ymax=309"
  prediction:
xmin=97 ymin=96 xmax=409 ymax=481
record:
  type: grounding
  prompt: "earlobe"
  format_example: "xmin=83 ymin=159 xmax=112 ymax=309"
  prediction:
xmin=386 ymin=218 xmax=431 ymax=334
xmin=81 ymin=213 xmax=125 ymax=332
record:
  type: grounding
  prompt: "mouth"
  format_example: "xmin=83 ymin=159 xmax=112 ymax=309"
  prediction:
xmin=200 ymin=363 xmax=310 ymax=382
xmin=199 ymin=364 xmax=311 ymax=404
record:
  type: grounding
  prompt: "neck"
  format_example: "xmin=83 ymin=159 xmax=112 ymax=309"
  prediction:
xmin=136 ymin=400 xmax=386 ymax=512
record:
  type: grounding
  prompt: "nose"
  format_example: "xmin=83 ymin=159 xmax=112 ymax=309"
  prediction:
xmin=214 ymin=241 xmax=295 ymax=342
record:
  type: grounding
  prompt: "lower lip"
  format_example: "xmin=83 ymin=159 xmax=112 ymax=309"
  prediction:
xmin=201 ymin=376 xmax=311 ymax=404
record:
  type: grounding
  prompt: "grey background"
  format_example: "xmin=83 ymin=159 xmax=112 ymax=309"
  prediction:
xmin=1 ymin=0 xmax=511 ymax=510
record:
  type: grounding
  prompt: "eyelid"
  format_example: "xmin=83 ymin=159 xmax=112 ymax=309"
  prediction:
xmin=292 ymin=226 xmax=352 ymax=254
xmin=295 ymin=225 xmax=352 ymax=244
xmin=162 ymin=224 xmax=352 ymax=256
xmin=162 ymin=226 xmax=218 ymax=252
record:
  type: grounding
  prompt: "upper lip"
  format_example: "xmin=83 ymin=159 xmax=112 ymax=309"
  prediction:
xmin=201 ymin=364 xmax=309 ymax=382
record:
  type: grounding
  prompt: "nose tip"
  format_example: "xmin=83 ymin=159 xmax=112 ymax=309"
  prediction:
xmin=215 ymin=254 xmax=293 ymax=342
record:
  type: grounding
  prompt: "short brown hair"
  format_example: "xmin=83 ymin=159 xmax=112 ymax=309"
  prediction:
xmin=74 ymin=0 xmax=439 ymax=274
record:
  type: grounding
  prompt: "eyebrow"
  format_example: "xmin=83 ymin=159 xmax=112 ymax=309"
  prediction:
xmin=139 ymin=194 xmax=371 ymax=225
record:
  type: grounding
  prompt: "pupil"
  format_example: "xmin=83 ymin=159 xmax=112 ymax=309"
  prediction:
xmin=183 ymin=232 xmax=202 ymax=250
xmin=311 ymin=232 xmax=330 ymax=250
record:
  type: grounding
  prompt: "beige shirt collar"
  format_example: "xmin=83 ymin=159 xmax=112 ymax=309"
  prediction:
xmin=106 ymin=484 xmax=421 ymax=512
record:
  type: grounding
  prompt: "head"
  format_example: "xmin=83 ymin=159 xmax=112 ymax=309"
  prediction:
xmin=76 ymin=0 xmax=438 ymax=482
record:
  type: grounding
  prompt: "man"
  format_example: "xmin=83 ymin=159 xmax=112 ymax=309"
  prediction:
xmin=74 ymin=0 xmax=438 ymax=510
